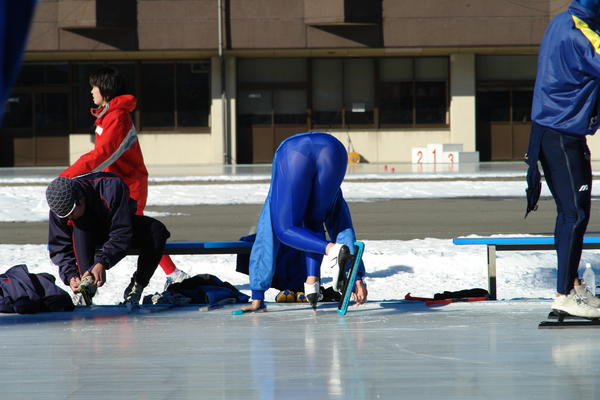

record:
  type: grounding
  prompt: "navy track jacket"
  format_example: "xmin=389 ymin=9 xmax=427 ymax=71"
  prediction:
xmin=48 ymin=172 xmax=138 ymax=285
xmin=532 ymin=0 xmax=600 ymax=135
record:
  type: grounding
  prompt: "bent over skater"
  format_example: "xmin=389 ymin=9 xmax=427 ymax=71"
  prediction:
xmin=526 ymin=0 xmax=600 ymax=318
xmin=46 ymin=172 xmax=170 ymax=309
xmin=243 ymin=132 xmax=367 ymax=312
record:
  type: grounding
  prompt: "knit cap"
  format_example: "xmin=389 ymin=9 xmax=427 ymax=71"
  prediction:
xmin=46 ymin=177 xmax=80 ymax=218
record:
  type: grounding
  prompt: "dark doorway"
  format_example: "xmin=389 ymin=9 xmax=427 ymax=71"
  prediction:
xmin=476 ymin=84 xmax=533 ymax=161
xmin=237 ymin=88 xmax=308 ymax=163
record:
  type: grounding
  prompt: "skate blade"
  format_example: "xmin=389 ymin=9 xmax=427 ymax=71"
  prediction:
xmin=551 ymin=308 xmax=600 ymax=321
xmin=79 ymin=290 xmax=93 ymax=306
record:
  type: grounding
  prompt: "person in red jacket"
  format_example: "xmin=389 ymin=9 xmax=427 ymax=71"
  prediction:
xmin=60 ymin=66 xmax=189 ymax=289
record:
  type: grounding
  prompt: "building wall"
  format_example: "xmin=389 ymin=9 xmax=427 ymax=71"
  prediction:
xmin=383 ymin=0 xmax=551 ymax=48
xmin=29 ymin=0 xmax=562 ymax=52
xmin=68 ymin=132 xmax=216 ymax=165
xmin=23 ymin=0 xmax=578 ymax=166
xmin=329 ymin=129 xmax=451 ymax=164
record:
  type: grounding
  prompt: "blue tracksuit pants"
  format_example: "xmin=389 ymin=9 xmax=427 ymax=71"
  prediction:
xmin=535 ymin=123 xmax=592 ymax=294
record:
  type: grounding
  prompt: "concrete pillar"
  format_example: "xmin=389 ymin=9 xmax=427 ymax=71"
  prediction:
xmin=210 ymin=56 xmax=225 ymax=163
xmin=449 ymin=53 xmax=476 ymax=152
xmin=226 ymin=56 xmax=237 ymax=165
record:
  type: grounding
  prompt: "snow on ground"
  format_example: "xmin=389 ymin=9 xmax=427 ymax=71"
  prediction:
xmin=2 ymin=238 xmax=598 ymax=305
xmin=0 ymin=170 xmax=594 ymax=305
xmin=0 ymin=179 xmax=563 ymax=222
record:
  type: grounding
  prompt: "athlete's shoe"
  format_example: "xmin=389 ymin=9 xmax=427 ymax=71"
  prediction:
xmin=275 ymin=289 xmax=296 ymax=303
xmin=304 ymin=282 xmax=323 ymax=309
xmin=321 ymin=244 xmax=352 ymax=293
xmin=77 ymin=275 xmax=96 ymax=306
xmin=573 ymin=282 xmax=600 ymax=307
xmin=163 ymin=269 xmax=191 ymax=291
xmin=552 ymin=291 xmax=600 ymax=319
xmin=124 ymin=283 xmax=144 ymax=311
xmin=296 ymin=292 xmax=307 ymax=303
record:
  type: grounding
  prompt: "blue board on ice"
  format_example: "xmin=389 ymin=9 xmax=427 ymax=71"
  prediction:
xmin=453 ymin=236 xmax=600 ymax=246
xmin=337 ymin=241 xmax=365 ymax=316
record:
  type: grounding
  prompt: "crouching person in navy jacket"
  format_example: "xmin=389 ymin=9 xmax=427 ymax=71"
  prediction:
xmin=46 ymin=172 xmax=170 ymax=309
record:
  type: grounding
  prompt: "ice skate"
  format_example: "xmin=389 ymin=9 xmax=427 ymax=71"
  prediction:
xmin=77 ymin=275 xmax=96 ymax=306
xmin=321 ymin=243 xmax=352 ymax=293
xmin=551 ymin=290 xmax=600 ymax=319
xmin=304 ymin=281 xmax=322 ymax=310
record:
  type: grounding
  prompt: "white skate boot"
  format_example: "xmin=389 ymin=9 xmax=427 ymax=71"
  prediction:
xmin=321 ymin=243 xmax=352 ymax=293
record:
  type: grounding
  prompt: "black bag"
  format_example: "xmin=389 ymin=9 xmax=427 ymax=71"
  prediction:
xmin=0 ymin=264 xmax=75 ymax=314
xmin=167 ymin=274 xmax=250 ymax=305
xmin=432 ymin=288 xmax=490 ymax=300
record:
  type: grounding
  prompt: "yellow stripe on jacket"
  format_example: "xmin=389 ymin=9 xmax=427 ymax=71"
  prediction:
xmin=573 ymin=15 xmax=600 ymax=53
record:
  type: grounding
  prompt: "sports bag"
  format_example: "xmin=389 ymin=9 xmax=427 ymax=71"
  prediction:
xmin=0 ymin=264 xmax=75 ymax=314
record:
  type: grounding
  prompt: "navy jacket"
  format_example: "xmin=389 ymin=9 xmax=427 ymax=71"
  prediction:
xmin=48 ymin=172 xmax=138 ymax=285
xmin=0 ymin=264 xmax=74 ymax=314
xmin=532 ymin=0 xmax=600 ymax=135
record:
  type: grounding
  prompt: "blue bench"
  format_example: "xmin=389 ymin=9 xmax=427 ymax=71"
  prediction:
xmin=453 ymin=236 xmax=600 ymax=300
xmin=127 ymin=240 xmax=252 ymax=256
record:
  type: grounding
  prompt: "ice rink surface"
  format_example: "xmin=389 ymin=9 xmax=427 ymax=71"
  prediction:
xmin=3 ymin=162 xmax=600 ymax=399
xmin=2 ymin=300 xmax=599 ymax=400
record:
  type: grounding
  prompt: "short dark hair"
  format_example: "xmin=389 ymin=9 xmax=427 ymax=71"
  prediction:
xmin=89 ymin=66 xmax=127 ymax=102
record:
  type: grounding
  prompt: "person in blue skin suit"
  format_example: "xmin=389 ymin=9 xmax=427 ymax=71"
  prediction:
xmin=526 ymin=0 xmax=600 ymax=318
xmin=0 ymin=0 xmax=38 ymax=126
xmin=242 ymin=132 xmax=368 ymax=312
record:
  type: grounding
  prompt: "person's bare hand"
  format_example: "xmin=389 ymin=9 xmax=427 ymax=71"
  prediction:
xmin=351 ymin=280 xmax=368 ymax=306
xmin=69 ymin=276 xmax=81 ymax=293
xmin=83 ymin=263 xmax=106 ymax=287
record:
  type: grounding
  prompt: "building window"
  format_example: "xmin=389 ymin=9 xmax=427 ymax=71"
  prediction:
xmin=237 ymin=58 xmax=308 ymax=126
xmin=72 ymin=60 xmax=210 ymax=132
xmin=379 ymin=57 xmax=449 ymax=127
xmin=312 ymin=59 xmax=343 ymax=126
xmin=311 ymin=57 xmax=448 ymax=129
xmin=344 ymin=59 xmax=375 ymax=126
xmin=312 ymin=58 xmax=375 ymax=128
xmin=140 ymin=63 xmax=175 ymax=127
xmin=176 ymin=62 xmax=210 ymax=127
xmin=140 ymin=61 xmax=210 ymax=129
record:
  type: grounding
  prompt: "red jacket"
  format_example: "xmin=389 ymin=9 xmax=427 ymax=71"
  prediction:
xmin=61 ymin=95 xmax=148 ymax=213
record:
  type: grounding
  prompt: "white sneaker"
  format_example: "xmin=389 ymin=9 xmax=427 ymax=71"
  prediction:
xmin=163 ymin=269 xmax=191 ymax=291
xmin=552 ymin=291 xmax=600 ymax=319
xmin=304 ymin=282 xmax=323 ymax=309
xmin=321 ymin=244 xmax=352 ymax=292
xmin=573 ymin=282 xmax=600 ymax=308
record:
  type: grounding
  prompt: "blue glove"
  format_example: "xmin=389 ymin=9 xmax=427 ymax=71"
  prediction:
xmin=335 ymin=228 xmax=356 ymax=255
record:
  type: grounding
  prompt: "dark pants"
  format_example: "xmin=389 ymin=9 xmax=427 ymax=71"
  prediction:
xmin=73 ymin=215 xmax=170 ymax=288
xmin=536 ymin=123 xmax=592 ymax=294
